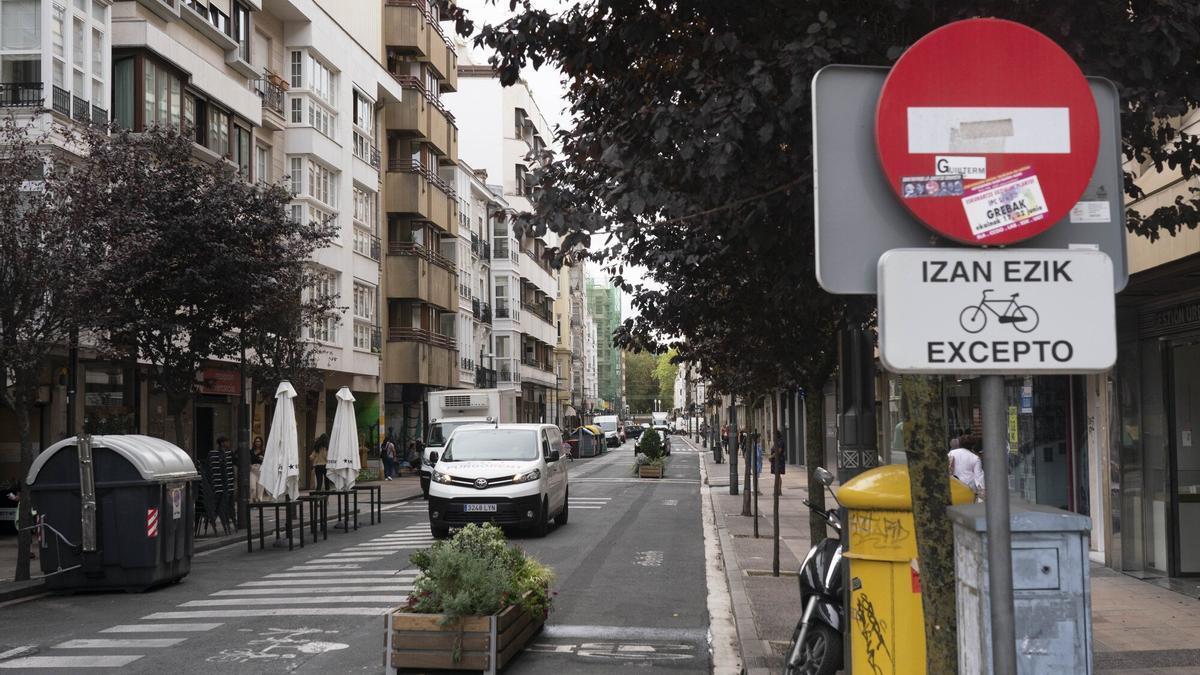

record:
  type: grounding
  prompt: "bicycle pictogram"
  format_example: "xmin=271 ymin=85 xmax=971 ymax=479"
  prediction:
xmin=959 ymin=289 xmax=1039 ymax=334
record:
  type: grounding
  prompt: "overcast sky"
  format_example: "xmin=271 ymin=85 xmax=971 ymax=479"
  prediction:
xmin=453 ymin=1 xmax=647 ymax=319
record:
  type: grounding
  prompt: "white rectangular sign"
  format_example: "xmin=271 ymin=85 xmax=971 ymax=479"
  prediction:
xmin=878 ymin=249 xmax=1115 ymax=374
xmin=907 ymin=107 xmax=1071 ymax=154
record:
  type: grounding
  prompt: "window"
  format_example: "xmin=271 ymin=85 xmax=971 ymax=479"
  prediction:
xmin=289 ymin=50 xmax=301 ymax=88
xmin=206 ymin=102 xmax=229 ymax=156
xmin=514 ymin=164 xmax=528 ymax=196
xmin=290 ymin=95 xmax=302 ymax=124
xmin=1 ymin=0 xmax=40 ymax=51
xmin=91 ymin=28 xmax=103 ymax=107
xmin=306 ymin=159 xmax=335 ymax=206
xmin=112 ymin=57 xmax=133 ymax=127
xmin=255 ymin=142 xmax=270 ymax=183
xmin=231 ymin=1 xmax=250 ymax=63
xmin=306 ymin=53 xmax=334 ymax=105
xmin=352 ymin=187 xmax=375 ymax=230
xmin=51 ymin=4 xmax=64 ymax=88
xmin=289 ymin=156 xmax=301 ymax=194
xmin=307 ymin=98 xmax=333 ymax=136
xmin=353 ymin=322 xmax=374 ymax=352
xmin=141 ymin=59 xmax=184 ymax=131
xmin=353 ymin=90 xmax=373 ymax=135
xmin=305 ymin=268 xmax=340 ymax=344
xmin=353 ymin=283 xmax=376 ymax=322
xmin=233 ymin=125 xmax=251 ymax=178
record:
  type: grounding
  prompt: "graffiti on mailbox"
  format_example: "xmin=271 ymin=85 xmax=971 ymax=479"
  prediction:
xmin=854 ymin=593 xmax=894 ymax=675
xmin=850 ymin=511 xmax=911 ymax=549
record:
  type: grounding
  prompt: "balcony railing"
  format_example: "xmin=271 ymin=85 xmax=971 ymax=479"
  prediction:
xmin=250 ymin=77 xmax=286 ymax=117
xmin=388 ymin=326 xmax=456 ymax=350
xmin=387 ymin=158 xmax=457 ymax=199
xmin=522 ymin=301 xmax=553 ymax=323
xmin=481 ymin=302 xmax=492 ymax=324
xmin=388 ymin=240 xmax=456 ymax=273
xmin=51 ymin=86 xmax=69 ymax=115
xmin=496 ymin=357 xmax=519 ymax=384
xmin=471 ymin=298 xmax=481 ymax=319
xmin=475 ymin=366 xmax=497 ymax=389
xmin=371 ymin=325 xmax=382 ymax=354
xmin=460 ymin=356 xmax=475 ymax=372
xmin=495 ymin=298 xmax=518 ymax=320
xmin=91 ymin=104 xmax=107 ymax=125
xmin=0 ymin=82 xmax=42 ymax=108
xmin=390 ymin=74 xmax=456 ymax=124
xmin=72 ymin=95 xmax=89 ymax=123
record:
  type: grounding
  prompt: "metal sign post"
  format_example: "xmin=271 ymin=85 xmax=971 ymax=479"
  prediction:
xmin=980 ymin=375 xmax=1016 ymax=675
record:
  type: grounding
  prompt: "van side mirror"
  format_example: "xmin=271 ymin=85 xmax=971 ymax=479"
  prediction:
xmin=548 ymin=449 xmax=560 ymax=462
xmin=428 ymin=451 xmax=439 ymax=465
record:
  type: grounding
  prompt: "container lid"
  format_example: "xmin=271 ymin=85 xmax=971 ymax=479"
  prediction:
xmin=28 ymin=435 xmax=201 ymax=484
xmin=838 ymin=464 xmax=975 ymax=510
xmin=947 ymin=500 xmax=1092 ymax=533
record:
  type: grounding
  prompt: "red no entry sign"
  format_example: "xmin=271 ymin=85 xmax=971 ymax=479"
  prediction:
xmin=875 ymin=19 xmax=1099 ymax=245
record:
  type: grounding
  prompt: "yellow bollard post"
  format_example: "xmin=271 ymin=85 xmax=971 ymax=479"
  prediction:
xmin=838 ymin=465 xmax=974 ymax=675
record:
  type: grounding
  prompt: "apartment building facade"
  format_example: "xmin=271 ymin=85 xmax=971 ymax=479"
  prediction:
xmin=450 ymin=159 xmax=505 ymax=391
xmin=587 ymin=277 xmax=623 ymax=411
xmin=446 ymin=47 xmax=560 ymax=424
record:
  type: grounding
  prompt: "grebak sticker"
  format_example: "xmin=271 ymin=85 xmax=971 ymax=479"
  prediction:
xmin=960 ymin=166 xmax=1048 ymax=239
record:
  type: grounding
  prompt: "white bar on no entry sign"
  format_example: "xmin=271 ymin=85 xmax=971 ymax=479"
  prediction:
xmin=878 ymin=249 xmax=1115 ymax=374
xmin=907 ymin=107 xmax=1071 ymax=154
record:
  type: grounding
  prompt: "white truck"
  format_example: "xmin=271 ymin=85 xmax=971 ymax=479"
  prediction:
xmin=594 ymin=414 xmax=623 ymax=447
xmin=421 ymin=388 xmax=518 ymax=495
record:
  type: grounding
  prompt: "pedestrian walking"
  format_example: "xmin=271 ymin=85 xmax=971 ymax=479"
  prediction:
xmin=382 ymin=435 xmax=397 ymax=480
xmin=249 ymin=435 xmax=266 ymax=502
xmin=309 ymin=433 xmax=330 ymax=490
xmin=949 ymin=434 xmax=985 ymax=498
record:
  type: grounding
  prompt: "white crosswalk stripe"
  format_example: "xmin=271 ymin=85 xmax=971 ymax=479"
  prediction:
xmin=54 ymin=639 xmax=186 ymax=649
xmin=143 ymin=608 xmax=389 ymax=618
xmin=181 ymin=596 xmax=409 ymax=606
xmin=266 ymin=571 xmax=408 ymax=578
xmin=212 ymin=586 xmax=413 ymax=595
xmin=100 ymin=624 xmax=222 ymax=633
xmin=0 ymin=655 xmax=144 ymax=668
xmin=570 ymin=497 xmax=612 ymax=510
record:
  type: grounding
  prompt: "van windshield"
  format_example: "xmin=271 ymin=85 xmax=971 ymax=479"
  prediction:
xmin=427 ymin=421 xmax=476 ymax=447
xmin=597 ymin=420 xmax=618 ymax=432
xmin=442 ymin=429 xmax=539 ymax=462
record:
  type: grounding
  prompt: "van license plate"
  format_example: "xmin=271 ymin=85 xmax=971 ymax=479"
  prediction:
xmin=464 ymin=503 xmax=497 ymax=513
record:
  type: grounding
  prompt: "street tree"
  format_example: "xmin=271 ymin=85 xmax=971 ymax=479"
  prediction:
xmin=447 ymin=1 xmax=1200 ymax=669
xmin=0 ymin=117 xmax=99 ymax=582
xmin=651 ymin=349 xmax=678 ymax=409
xmin=623 ymin=350 xmax=657 ymax=413
xmin=64 ymin=126 xmax=336 ymax=453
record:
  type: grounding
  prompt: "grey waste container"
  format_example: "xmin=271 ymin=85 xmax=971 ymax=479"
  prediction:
xmin=948 ymin=500 xmax=1093 ymax=674
xmin=27 ymin=435 xmax=200 ymax=592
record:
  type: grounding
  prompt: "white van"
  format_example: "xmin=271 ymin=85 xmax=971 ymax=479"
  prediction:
xmin=594 ymin=414 xmax=622 ymax=447
xmin=426 ymin=423 xmax=568 ymax=539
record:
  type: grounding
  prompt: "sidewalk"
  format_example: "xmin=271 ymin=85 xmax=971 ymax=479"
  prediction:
xmin=0 ymin=474 xmax=424 ymax=601
xmin=692 ymin=437 xmax=1200 ymax=674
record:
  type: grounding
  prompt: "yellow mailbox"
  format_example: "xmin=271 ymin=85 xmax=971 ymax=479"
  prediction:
xmin=838 ymin=464 xmax=974 ymax=675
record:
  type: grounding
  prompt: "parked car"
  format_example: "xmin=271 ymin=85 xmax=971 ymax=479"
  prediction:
xmin=426 ymin=424 xmax=569 ymax=539
xmin=625 ymin=423 xmax=643 ymax=439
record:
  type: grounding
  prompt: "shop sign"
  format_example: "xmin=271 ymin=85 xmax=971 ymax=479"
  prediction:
xmin=198 ymin=369 xmax=240 ymax=396
xmin=878 ymin=248 xmax=1116 ymax=374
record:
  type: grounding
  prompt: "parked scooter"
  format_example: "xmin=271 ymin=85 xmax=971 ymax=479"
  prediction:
xmin=784 ymin=467 xmax=844 ymax=675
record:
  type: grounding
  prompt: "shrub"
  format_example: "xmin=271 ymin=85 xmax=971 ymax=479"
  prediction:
xmin=637 ymin=427 xmax=665 ymax=460
xmin=406 ymin=523 xmax=555 ymax=626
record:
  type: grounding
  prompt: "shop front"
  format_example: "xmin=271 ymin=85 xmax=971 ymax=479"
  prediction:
xmin=1113 ymin=278 xmax=1200 ymax=579
xmin=878 ymin=371 xmax=1090 ymax=515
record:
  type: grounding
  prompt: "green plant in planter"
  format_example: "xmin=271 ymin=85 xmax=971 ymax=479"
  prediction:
xmin=633 ymin=428 xmax=668 ymax=474
xmin=406 ymin=523 xmax=555 ymax=625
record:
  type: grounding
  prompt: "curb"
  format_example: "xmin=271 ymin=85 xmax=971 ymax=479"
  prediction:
xmin=0 ymin=578 xmax=44 ymax=603
xmin=691 ymin=436 xmax=744 ymax=675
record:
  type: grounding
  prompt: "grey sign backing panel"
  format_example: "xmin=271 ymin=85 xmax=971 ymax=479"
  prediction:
xmin=813 ymin=65 xmax=1127 ymax=294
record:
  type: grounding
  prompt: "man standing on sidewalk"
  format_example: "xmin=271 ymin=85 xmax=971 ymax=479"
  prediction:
xmin=948 ymin=435 xmax=985 ymax=497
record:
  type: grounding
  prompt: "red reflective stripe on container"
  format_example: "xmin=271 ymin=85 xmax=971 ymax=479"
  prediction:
xmin=147 ymin=508 xmax=159 ymax=538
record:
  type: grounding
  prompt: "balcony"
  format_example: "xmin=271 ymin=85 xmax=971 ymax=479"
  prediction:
xmin=384 ymin=332 xmax=457 ymax=388
xmin=496 ymin=357 xmax=520 ymax=385
xmin=383 ymin=0 xmax=433 ymax=58
xmin=522 ymin=300 xmax=554 ymax=325
xmin=0 ymin=82 xmax=42 ymax=108
xmin=91 ymin=104 xmax=107 ymax=126
xmin=385 ymin=242 xmax=457 ymax=310
xmin=475 ymin=366 xmax=497 ymax=389
xmin=384 ymin=160 xmax=457 ymax=233
xmin=250 ymin=76 xmax=286 ymax=130
xmin=481 ymin=302 xmax=492 ymax=324
xmin=471 ymin=297 xmax=481 ymax=319
xmin=494 ymin=298 xmax=519 ymax=321
xmin=51 ymin=86 xmax=69 ymax=116
xmin=459 ymin=356 xmax=475 ymax=372
xmin=385 ymin=78 xmax=457 ymax=159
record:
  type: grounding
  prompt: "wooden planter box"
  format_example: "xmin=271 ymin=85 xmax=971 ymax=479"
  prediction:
xmin=385 ymin=596 xmax=544 ymax=673
xmin=639 ymin=464 xmax=664 ymax=478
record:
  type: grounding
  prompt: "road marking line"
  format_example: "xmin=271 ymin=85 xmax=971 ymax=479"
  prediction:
xmin=142 ymin=608 xmax=389 ymax=618
xmin=212 ymin=586 xmax=413 ymax=595
xmin=181 ymin=596 xmax=409 ymax=606
xmin=101 ymin=623 xmax=222 ymax=633
xmin=287 ymin=564 xmax=362 ymax=570
xmin=0 ymin=647 xmax=35 ymax=660
xmin=316 ymin=556 xmax=386 ymax=561
xmin=266 ymin=571 xmax=412 ymax=578
xmin=54 ymin=638 xmax=186 ymax=649
xmin=239 ymin=578 xmax=413 ymax=587
xmin=571 ymin=506 xmax=603 ymax=509
xmin=0 ymin=655 xmax=144 ymax=668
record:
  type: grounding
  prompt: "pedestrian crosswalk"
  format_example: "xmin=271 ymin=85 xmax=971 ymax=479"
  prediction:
xmin=0 ymin=523 xmax=435 ymax=669
xmin=380 ymin=501 xmax=428 ymax=514
xmin=570 ymin=497 xmax=611 ymax=510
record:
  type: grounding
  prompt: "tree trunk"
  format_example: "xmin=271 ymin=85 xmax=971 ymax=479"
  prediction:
xmin=900 ymin=374 xmax=957 ymax=674
xmin=13 ymin=383 xmax=35 ymax=582
xmin=804 ymin=394 xmax=827 ymax=545
xmin=168 ymin=393 xmax=190 ymax=456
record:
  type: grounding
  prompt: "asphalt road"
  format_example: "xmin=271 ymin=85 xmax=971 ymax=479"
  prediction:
xmin=0 ymin=437 xmax=710 ymax=673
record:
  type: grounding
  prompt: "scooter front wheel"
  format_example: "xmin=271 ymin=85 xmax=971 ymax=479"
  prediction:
xmin=785 ymin=621 xmax=841 ymax=675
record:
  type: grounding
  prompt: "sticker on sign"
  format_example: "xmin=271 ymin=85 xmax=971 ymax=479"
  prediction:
xmin=877 ymin=248 xmax=1115 ymax=374
xmin=936 ymin=156 xmax=986 ymax=180
xmin=961 ymin=167 xmax=1049 ymax=239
